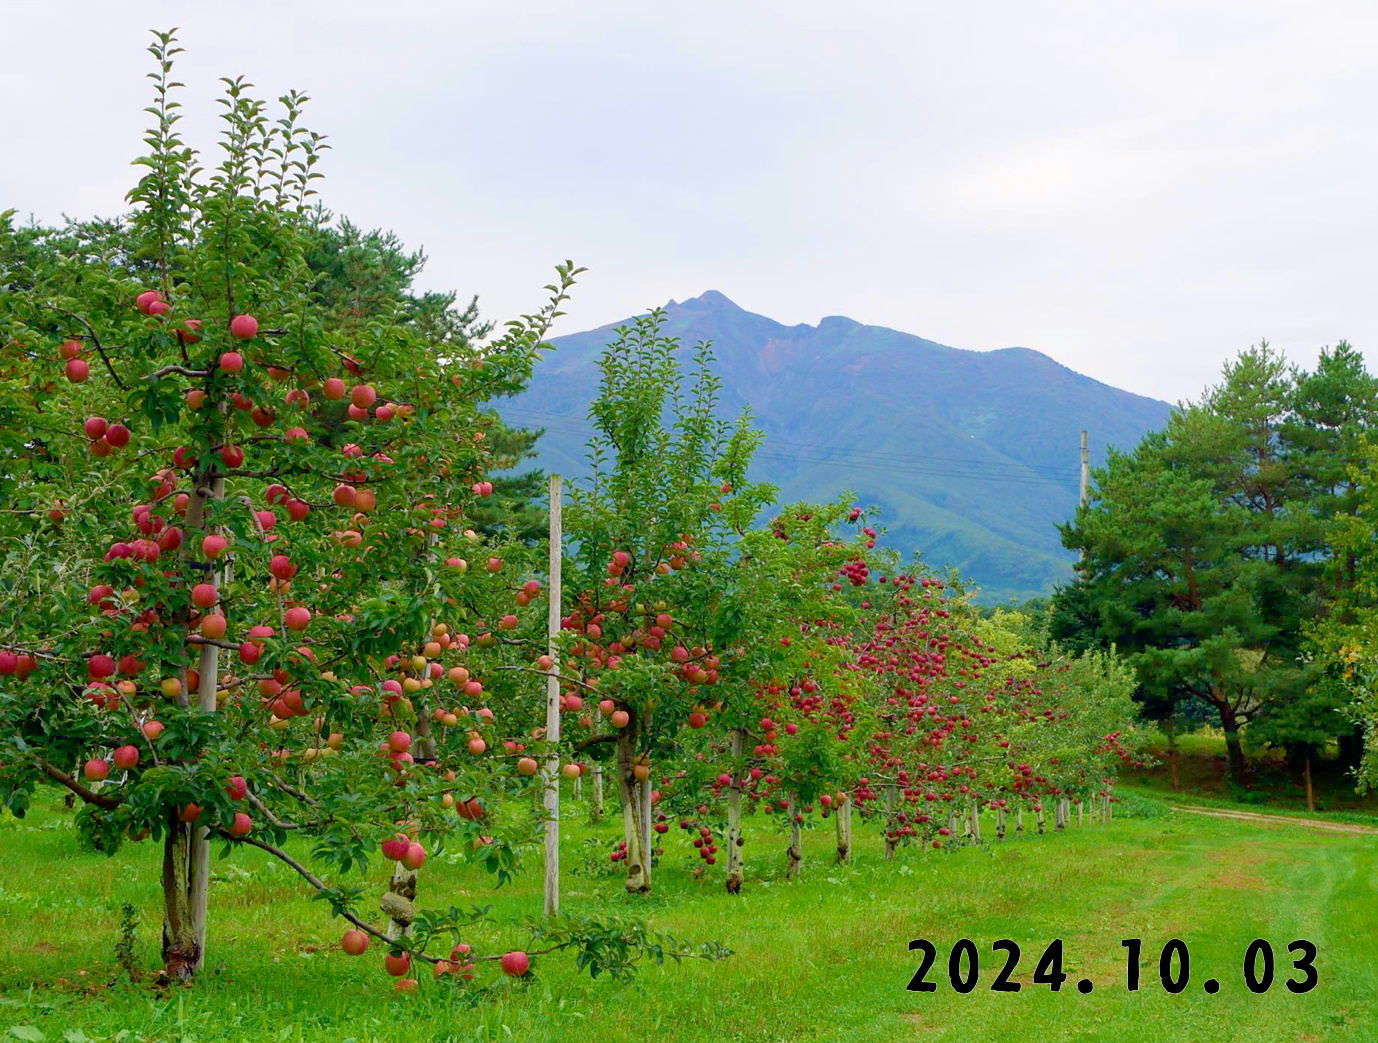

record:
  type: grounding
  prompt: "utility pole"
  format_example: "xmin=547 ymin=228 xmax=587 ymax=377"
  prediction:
xmin=543 ymin=474 xmax=562 ymax=916
xmin=1079 ymin=430 xmax=1090 ymax=565
xmin=1079 ymin=429 xmax=1090 ymax=507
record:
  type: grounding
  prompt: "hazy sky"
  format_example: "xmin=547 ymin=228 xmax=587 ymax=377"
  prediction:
xmin=5 ymin=0 xmax=1374 ymax=405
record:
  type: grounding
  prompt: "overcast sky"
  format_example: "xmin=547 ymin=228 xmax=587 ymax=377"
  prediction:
xmin=4 ymin=0 xmax=1374 ymax=405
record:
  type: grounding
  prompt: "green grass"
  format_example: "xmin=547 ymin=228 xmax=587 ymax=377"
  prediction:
xmin=1127 ymin=728 xmax=1378 ymax=817
xmin=1 ymin=794 xmax=1375 ymax=1043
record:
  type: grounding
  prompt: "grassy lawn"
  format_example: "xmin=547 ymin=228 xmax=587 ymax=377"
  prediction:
xmin=1 ymin=794 xmax=1374 ymax=1043
xmin=1126 ymin=728 xmax=1378 ymax=817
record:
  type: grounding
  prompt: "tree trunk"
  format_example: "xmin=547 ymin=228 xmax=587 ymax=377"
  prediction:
xmin=970 ymin=803 xmax=981 ymax=843
xmin=996 ymin=806 xmax=1006 ymax=840
xmin=591 ymin=762 xmax=604 ymax=823
xmin=383 ymin=863 xmax=417 ymax=941
xmin=883 ymin=784 xmax=899 ymax=859
xmin=1016 ymin=808 xmax=1024 ymax=835
xmin=161 ymin=811 xmax=202 ymax=981
xmin=786 ymin=796 xmax=802 ymax=879
xmin=835 ymin=792 xmax=851 ymax=863
xmin=167 ymin=470 xmax=224 ymax=981
xmin=1217 ymin=700 xmax=1247 ymax=784
xmin=1166 ymin=708 xmax=1181 ymax=790
xmin=725 ymin=728 xmax=746 ymax=892
xmin=1036 ymin=805 xmax=1046 ymax=834
xmin=1339 ymin=726 xmax=1364 ymax=770
xmin=1304 ymin=754 xmax=1315 ymax=812
xmin=384 ymin=701 xmax=438 ymax=939
xmin=1077 ymin=799 xmax=1084 ymax=827
xmin=617 ymin=729 xmax=651 ymax=894
xmin=591 ymin=702 xmax=605 ymax=823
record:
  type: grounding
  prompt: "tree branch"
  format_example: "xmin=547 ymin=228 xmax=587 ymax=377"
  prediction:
xmin=246 ymin=790 xmax=301 ymax=829
xmin=574 ymin=732 xmax=619 ymax=752
xmin=149 ymin=364 xmax=210 ymax=380
xmin=33 ymin=755 xmax=122 ymax=809
xmin=43 ymin=305 xmax=128 ymax=390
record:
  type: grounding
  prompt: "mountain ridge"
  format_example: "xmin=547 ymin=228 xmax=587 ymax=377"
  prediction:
xmin=503 ymin=290 xmax=1171 ymax=603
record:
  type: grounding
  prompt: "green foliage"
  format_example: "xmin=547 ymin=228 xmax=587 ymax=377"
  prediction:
xmin=1057 ymin=342 xmax=1377 ymax=782
xmin=0 ymin=30 xmax=579 ymax=976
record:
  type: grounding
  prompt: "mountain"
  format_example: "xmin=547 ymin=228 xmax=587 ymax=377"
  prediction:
xmin=501 ymin=290 xmax=1172 ymax=603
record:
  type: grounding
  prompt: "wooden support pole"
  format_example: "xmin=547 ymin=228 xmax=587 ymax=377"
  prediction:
xmin=542 ymin=475 xmax=562 ymax=917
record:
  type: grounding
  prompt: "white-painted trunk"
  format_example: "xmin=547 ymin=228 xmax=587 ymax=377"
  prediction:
xmin=384 ymin=863 xmax=417 ymax=941
xmin=617 ymin=730 xmax=651 ymax=893
xmin=725 ymin=729 xmax=745 ymax=892
xmin=166 ymin=471 xmax=223 ymax=981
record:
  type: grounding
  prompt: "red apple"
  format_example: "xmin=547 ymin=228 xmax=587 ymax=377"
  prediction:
xmin=65 ymin=358 xmax=89 ymax=383
xmin=83 ymin=759 xmax=110 ymax=781
xmin=229 ymin=314 xmax=258 ymax=340
xmin=500 ymin=951 xmax=530 ymax=977
xmin=401 ymin=842 xmax=426 ymax=870
xmin=219 ymin=351 xmax=244 ymax=373
xmin=228 ymin=812 xmax=253 ymax=837
xmin=112 ymin=745 xmax=140 ymax=770
xmin=341 ymin=929 xmax=369 ymax=955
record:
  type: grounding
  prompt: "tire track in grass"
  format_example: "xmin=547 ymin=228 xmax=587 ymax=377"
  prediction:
xmin=1168 ymin=806 xmax=1378 ymax=835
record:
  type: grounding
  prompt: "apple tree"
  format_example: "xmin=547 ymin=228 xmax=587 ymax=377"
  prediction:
xmin=0 ymin=33 xmax=574 ymax=982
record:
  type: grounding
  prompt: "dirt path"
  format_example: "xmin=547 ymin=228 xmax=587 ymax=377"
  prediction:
xmin=1169 ymin=803 xmax=1378 ymax=835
